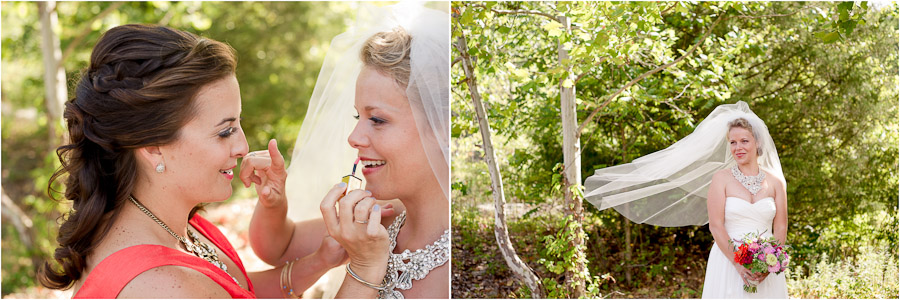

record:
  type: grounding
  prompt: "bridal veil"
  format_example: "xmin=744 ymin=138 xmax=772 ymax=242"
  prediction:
xmin=583 ymin=101 xmax=785 ymax=226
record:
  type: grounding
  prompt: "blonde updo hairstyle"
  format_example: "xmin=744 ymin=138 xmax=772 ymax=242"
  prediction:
xmin=359 ymin=27 xmax=412 ymax=88
xmin=728 ymin=117 xmax=763 ymax=156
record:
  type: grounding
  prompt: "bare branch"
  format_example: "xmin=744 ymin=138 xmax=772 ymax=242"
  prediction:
xmin=470 ymin=3 xmax=559 ymax=22
xmin=1 ymin=188 xmax=33 ymax=248
xmin=664 ymin=83 xmax=693 ymax=117
xmin=660 ymin=2 xmax=679 ymax=15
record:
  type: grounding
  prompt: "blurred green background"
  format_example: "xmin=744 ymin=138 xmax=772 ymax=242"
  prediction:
xmin=0 ymin=1 xmax=450 ymax=297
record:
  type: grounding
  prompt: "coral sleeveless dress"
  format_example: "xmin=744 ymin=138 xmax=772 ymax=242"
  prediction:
xmin=73 ymin=215 xmax=255 ymax=298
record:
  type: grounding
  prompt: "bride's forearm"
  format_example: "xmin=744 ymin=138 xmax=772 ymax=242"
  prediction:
xmin=709 ymin=223 xmax=735 ymax=260
xmin=773 ymin=223 xmax=787 ymax=245
xmin=335 ymin=263 xmax=387 ymax=299
xmin=249 ymin=199 xmax=295 ymax=266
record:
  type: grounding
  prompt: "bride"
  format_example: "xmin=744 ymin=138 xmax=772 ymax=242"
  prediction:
xmin=583 ymin=101 xmax=788 ymax=298
xmin=240 ymin=2 xmax=449 ymax=298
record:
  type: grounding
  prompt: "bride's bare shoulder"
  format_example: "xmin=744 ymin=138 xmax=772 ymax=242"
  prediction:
xmin=711 ymin=168 xmax=732 ymax=183
xmin=763 ymin=170 xmax=786 ymax=191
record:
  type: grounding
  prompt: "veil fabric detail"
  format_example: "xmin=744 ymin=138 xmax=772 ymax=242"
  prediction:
xmin=285 ymin=2 xmax=449 ymax=221
xmin=583 ymin=101 xmax=785 ymax=227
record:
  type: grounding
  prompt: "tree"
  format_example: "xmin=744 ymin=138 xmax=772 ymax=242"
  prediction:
xmin=454 ymin=25 xmax=544 ymax=297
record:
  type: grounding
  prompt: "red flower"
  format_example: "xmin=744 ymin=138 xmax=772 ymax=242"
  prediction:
xmin=734 ymin=244 xmax=750 ymax=264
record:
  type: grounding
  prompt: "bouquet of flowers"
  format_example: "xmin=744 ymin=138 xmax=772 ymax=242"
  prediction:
xmin=732 ymin=231 xmax=790 ymax=293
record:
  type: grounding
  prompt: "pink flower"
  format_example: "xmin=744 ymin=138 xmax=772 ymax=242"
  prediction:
xmin=767 ymin=261 xmax=781 ymax=273
xmin=749 ymin=242 xmax=760 ymax=252
xmin=758 ymin=253 xmax=766 ymax=260
xmin=764 ymin=246 xmax=776 ymax=255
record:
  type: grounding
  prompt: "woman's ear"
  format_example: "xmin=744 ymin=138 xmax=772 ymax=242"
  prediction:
xmin=136 ymin=146 xmax=164 ymax=173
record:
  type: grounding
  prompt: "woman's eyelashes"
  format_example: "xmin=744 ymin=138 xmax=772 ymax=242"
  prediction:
xmin=353 ymin=114 xmax=387 ymax=125
xmin=369 ymin=116 xmax=387 ymax=125
xmin=217 ymin=118 xmax=243 ymax=138
xmin=218 ymin=127 xmax=237 ymax=138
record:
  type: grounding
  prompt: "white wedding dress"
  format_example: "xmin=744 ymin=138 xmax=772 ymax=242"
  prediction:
xmin=701 ymin=197 xmax=788 ymax=298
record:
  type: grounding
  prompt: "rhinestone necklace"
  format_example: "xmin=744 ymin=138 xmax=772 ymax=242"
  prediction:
xmin=129 ymin=196 xmax=239 ymax=286
xmin=731 ymin=165 xmax=765 ymax=195
xmin=377 ymin=211 xmax=450 ymax=299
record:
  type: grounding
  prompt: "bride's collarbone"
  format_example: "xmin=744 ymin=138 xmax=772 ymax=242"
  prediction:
xmin=726 ymin=178 xmax=775 ymax=204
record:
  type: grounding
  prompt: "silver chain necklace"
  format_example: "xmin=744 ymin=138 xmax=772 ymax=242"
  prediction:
xmin=129 ymin=196 xmax=239 ymax=286
xmin=378 ymin=211 xmax=450 ymax=299
xmin=731 ymin=165 xmax=765 ymax=195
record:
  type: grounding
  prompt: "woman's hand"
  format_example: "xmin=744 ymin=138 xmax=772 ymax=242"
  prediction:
xmin=320 ymin=183 xmax=390 ymax=281
xmin=733 ymin=262 xmax=753 ymax=286
xmin=752 ymin=271 xmax=770 ymax=282
xmin=240 ymin=139 xmax=287 ymax=209
xmin=314 ymin=234 xmax=350 ymax=269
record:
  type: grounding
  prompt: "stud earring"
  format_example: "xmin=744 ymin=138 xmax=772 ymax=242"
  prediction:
xmin=156 ymin=162 xmax=165 ymax=173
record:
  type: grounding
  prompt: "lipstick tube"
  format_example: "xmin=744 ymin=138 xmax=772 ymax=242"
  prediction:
xmin=342 ymin=158 xmax=363 ymax=196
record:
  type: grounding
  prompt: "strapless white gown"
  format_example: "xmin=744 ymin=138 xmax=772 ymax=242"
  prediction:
xmin=701 ymin=197 xmax=788 ymax=298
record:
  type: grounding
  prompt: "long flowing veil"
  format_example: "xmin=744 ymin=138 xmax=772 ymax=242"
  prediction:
xmin=583 ymin=101 xmax=785 ymax=227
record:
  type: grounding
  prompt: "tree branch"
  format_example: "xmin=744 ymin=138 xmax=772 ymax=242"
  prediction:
xmin=60 ymin=2 xmax=124 ymax=64
xmin=1 ymin=188 xmax=33 ymax=249
xmin=660 ymin=2 xmax=679 ymax=15
xmin=470 ymin=3 xmax=559 ymax=22
xmin=576 ymin=12 xmax=727 ymax=138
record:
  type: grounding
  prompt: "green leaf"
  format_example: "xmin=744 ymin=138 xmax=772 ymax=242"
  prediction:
xmin=611 ymin=56 xmax=624 ymax=65
xmin=817 ymin=31 xmax=841 ymax=43
xmin=542 ymin=20 xmax=564 ymax=37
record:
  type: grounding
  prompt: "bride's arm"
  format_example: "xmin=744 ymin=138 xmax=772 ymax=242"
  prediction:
xmin=708 ymin=170 xmax=753 ymax=283
xmin=772 ymin=177 xmax=788 ymax=245
xmin=707 ymin=170 xmax=736 ymax=260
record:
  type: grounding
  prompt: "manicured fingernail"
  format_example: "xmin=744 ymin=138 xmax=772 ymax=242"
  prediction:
xmin=338 ymin=182 xmax=346 ymax=188
xmin=373 ymin=204 xmax=380 ymax=212
xmin=365 ymin=190 xmax=372 ymax=195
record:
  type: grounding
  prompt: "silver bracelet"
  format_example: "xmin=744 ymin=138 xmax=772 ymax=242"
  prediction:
xmin=345 ymin=263 xmax=387 ymax=291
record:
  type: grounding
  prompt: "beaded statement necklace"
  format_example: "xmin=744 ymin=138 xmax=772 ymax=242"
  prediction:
xmin=378 ymin=211 xmax=450 ymax=299
xmin=129 ymin=196 xmax=239 ymax=286
xmin=731 ymin=165 xmax=765 ymax=195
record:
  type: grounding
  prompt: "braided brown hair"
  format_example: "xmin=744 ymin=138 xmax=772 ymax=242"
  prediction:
xmin=38 ymin=24 xmax=237 ymax=290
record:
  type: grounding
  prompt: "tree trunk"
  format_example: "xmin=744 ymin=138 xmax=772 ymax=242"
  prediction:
xmin=625 ymin=213 xmax=632 ymax=284
xmin=1 ymin=188 xmax=34 ymax=249
xmin=621 ymin=129 xmax=632 ymax=284
xmin=557 ymin=15 xmax=587 ymax=298
xmin=455 ymin=30 xmax=545 ymax=299
xmin=39 ymin=1 xmax=67 ymax=148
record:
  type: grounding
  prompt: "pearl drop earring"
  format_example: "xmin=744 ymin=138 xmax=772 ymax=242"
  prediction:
xmin=156 ymin=162 xmax=165 ymax=173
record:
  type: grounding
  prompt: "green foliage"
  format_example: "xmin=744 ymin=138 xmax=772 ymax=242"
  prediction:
xmin=788 ymin=245 xmax=899 ymax=298
xmin=538 ymin=215 xmax=608 ymax=298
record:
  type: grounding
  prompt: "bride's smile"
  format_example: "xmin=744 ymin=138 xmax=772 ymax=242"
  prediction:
xmin=360 ymin=157 xmax=387 ymax=175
